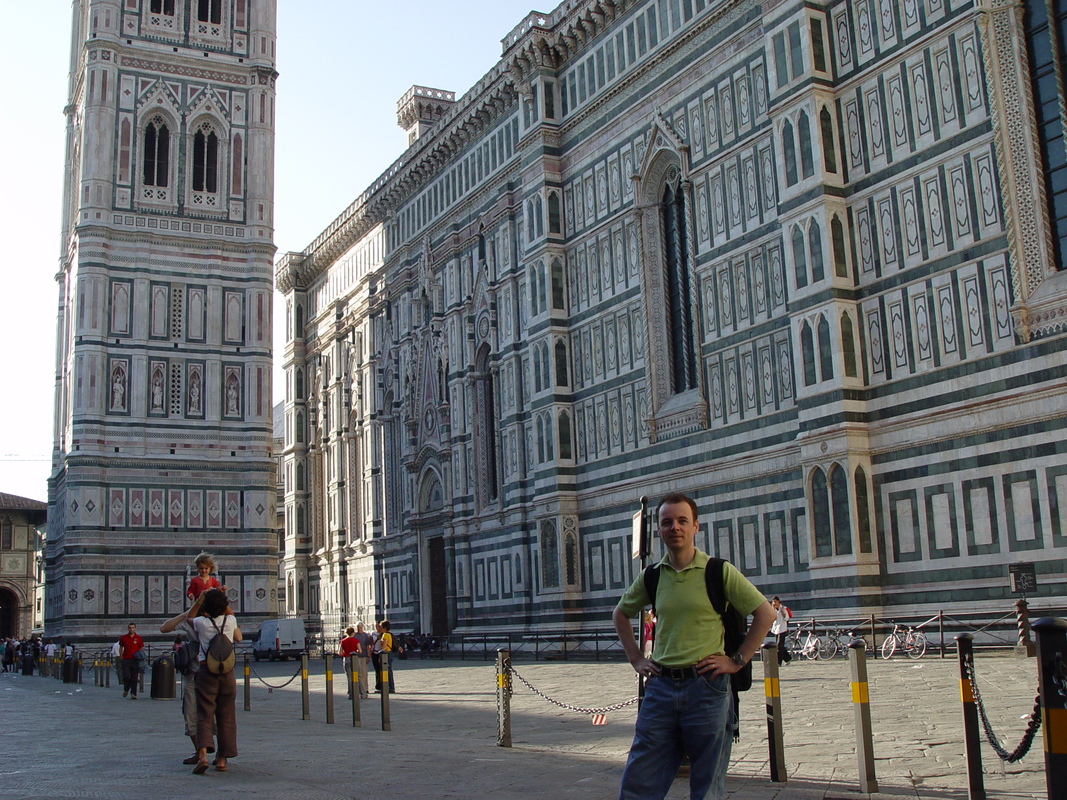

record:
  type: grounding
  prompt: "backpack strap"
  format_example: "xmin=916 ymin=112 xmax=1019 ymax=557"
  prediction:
xmin=704 ymin=557 xmax=727 ymax=616
xmin=641 ymin=564 xmax=660 ymax=613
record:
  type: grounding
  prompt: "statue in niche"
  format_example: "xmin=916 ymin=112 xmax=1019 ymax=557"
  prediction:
xmin=110 ymin=364 xmax=127 ymax=411
xmin=188 ymin=369 xmax=202 ymax=414
xmin=226 ymin=373 xmax=240 ymax=415
xmin=151 ymin=369 xmax=165 ymax=412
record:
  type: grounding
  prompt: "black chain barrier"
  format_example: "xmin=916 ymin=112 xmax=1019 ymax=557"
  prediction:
xmin=248 ymin=660 xmax=302 ymax=691
xmin=964 ymin=652 xmax=1041 ymax=762
xmin=508 ymin=663 xmax=639 ymax=715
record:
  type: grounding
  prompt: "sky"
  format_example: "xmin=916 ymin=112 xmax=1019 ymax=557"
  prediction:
xmin=0 ymin=0 xmax=543 ymax=502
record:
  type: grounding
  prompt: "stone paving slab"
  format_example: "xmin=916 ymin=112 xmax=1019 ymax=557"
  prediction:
xmin=0 ymin=653 xmax=1048 ymax=800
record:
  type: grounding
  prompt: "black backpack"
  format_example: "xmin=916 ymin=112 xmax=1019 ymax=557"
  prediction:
xmin=204 ymin=618 xmax=235 ymax=675
xmin=173 ymin=640 xmax=199 ymax=675
xmin=642 ymin=557 xmax=752 ymax=739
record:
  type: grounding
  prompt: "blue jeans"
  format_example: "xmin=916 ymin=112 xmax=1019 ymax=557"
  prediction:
xmin=619 ymin=672 xmax=736 ymax=800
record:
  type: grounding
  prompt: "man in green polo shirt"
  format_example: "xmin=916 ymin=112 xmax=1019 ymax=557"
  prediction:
xmin=613 ymin=493 xmax=775 ymax=800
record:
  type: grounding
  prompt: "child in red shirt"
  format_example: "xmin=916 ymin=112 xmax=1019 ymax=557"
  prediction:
xmin=186 ymin=552 xmax=221 ymax=602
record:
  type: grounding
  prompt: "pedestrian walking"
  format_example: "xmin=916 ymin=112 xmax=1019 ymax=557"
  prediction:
xmin=771 ymin=596 xmax=793 ymax=665
xmin=117 ymin=623 xmax=144 ymax=699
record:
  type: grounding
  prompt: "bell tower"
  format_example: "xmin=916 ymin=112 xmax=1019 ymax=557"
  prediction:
xmin=48 ymin=0 xmax=278 ymax=638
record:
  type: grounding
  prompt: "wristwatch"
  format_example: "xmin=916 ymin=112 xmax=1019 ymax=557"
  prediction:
xmin=730 ymin=652 xmax=746 ymax=667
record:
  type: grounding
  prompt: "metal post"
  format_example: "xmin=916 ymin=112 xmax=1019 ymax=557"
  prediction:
xmin=496 ymin=648 xmax=512 ymax=747
xmin=76 ymin=656 xmax=83 ymax=684
xmin=325 ymin=654 xmax=334 ymax=724
xmin=301 ymin=653 xmax=310 ymax=721
xmin=1015 ymin=599 xmax=1036 ymax=657
xmin=105 ymin=656 xmax=110 ymax=688
xmin=939 ymin=611 xmax=946 ymax=659
xmin=1033 ymin=617 xmax=1067 ymax=799
xmin=955 ymin=635 xmax=986 ymax=800
xmin=762 ymin=643 xmax=786 ymax=783
xmin=848 ymin=641 xmax=878 ymax=793
xmin=380 ymin=652 xmax=391 ymax=731
xmin=243 ymin=653 xmax=250 ymax=712
xmin=349 ymin=654 xmax=361 ymax=727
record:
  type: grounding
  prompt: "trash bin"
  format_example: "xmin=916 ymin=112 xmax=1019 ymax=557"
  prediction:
xmin=20 ymin=654 xmax=34 ymax=676
xmin=62 ymin=657 xmax=78 ymax=683
xmin=150 ymin=655 xmax=176 ymax=699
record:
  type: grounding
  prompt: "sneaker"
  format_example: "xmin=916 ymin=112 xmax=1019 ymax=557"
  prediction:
xmin=123 ymin=690 xmax=128 ymax=697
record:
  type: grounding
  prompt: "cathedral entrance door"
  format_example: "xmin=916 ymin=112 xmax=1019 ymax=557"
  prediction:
xmin=0 ymin=588 xmax=18 ymax=638
xmin=428 ymin=537 xmax=448 ymax=636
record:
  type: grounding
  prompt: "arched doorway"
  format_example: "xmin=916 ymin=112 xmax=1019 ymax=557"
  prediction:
xmin=0 ymin=587 xmax=20 ymax=639
xmin=418 ymin=470 xmax=449 ymax=636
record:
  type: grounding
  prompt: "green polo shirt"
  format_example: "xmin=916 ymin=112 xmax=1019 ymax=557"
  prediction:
xmin=617 ymin=550 xmax=767 ymax=667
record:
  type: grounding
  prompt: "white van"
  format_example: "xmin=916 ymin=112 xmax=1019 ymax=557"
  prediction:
xmin=252 ymin=618 xmax=306 ymax=661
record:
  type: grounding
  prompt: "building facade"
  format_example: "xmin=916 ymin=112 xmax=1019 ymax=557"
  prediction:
xmin=0 ymin=494 xmax=47 ymax=638
xmin=48 ymin=0 xmax=279 ymax=639
xmin=277 ymin=0 xmax=1067 ymax=637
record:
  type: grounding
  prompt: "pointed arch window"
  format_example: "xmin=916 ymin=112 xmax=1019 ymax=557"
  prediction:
xmin=564 ymin=530 xmax=580 ymax=586
xmin=820 ymin=107 xmax=837 ymax=173
xmin=831 ymin=215 xmax=848 ymax=278
xmin=800 ymin=321 xmax=817 ymax=386
xmin=817 ymin=315 xmax=834 ymax=381
xmin=799 ymin=110 xmax=814 ymax=178
xmin=474 ymin=346 xmax=498 ymax=504
xmin=661 ymin=178 xmax=696 ymax=393
xmin=143 ymin=116 xmax=170 ymax=188
xmin=811 ymin=468 xmax=832 ymax=558
xmin=554 ymin=340 xmax=568 ymax=386
xmin=550 ymin=258 xmax=566 ymax=310
xmin=783 ymin=120 xmax=797 ymax=185
xmin=558 ymin=410 xmax=573 ymax=460
xmin=809 ymin=220 xmax=825 ymax=283
xmin=792 ymin=226 xmax=808 ymax=288
xmin=540 ymin=521 xmax=560 ymax=588
xmin=830 ymin=464 xmax=853 ymax=555
xmin=192 ymin=123 xmax=219 ymax=193
xmin=855 ymin=467 xmax=872 ymax=553
xmin=841 ymin=313 xmax=858 ymax=378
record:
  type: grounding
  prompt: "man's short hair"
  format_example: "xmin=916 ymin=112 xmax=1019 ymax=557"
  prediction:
xmin=656 ymin=493 xmax=699 ymax=520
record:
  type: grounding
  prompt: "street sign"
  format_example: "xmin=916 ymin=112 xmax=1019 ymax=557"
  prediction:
xmin=1009 ymin=562 xmax=1037 ymax=594
xmin=631 ymin=510 xmax=643 ymax=560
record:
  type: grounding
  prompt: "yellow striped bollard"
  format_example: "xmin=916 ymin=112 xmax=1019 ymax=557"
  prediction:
xmin=496 ymin=648 xmax=512 ymax=748
xmin=379 ymin=652 xmax=391 ymax=731
xmin=848 ymin=641 xmax=877 ymax=793
xmin=301 ymin=653 xmax=310 ymax=720
xmin=325 ymin=653 xmax=335 ymax=724
xmin=1033 ymin=617 xmax=1067 ymax=800
xmin=762 ymin=642 xmax=786 ymax=782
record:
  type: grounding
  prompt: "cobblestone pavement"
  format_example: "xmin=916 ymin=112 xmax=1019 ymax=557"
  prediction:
xmin=0 ymin=652 xmax=1048 ymax=800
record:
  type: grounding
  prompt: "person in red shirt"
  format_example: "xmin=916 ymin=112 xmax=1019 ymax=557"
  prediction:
xmin=338 ymin=627 xmax=362 ymax=699
xmin=118 ymin=623 xmax=144 ymax=699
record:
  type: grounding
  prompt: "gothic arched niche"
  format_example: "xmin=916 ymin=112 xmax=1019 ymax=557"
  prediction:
xmin=419 ymin=469 xmax=444 ymax=514
xmin=631 ymin=115 xmax=708 ymax=442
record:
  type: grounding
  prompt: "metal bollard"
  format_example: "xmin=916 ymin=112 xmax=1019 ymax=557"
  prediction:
xmin=243 ymin=653 xmax=250 ymax=712
xmin=1015 ymin=599 xmax=1037 ymax=658
xmin=349 ymin=655 xmax=361 ymax=727
xmin=762 ymin=643 xmax=786 ymax=782
xmin=325 ymin=654 xmax=335 ymax=724
xmin=105 ymin=656 xmax=111 ymax=688
xmin=848 ymin=641 xmax=878 ymax=793
xmin=301 ymin=653 xmax=310 ymax=721
xmin=1033 ymin=617 xmax=1067 ymax=799
xmin=76 ymin=656 xmax=83 ymax=684
xmin=956 ymin=635 xmax=986 ymax=800
xmin=380 ymin=652 xmax=391 ymax=731
xmin=496 ymin=648 xmax=512 ymax=748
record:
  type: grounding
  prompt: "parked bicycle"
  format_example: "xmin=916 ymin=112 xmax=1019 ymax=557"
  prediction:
xmin=785 ymin=622 xmax=822 ymax=660
xmin=880 ymin=622 xmax=927 ymax=659
xmin=820 ymin=627 xmax=876 ymax=658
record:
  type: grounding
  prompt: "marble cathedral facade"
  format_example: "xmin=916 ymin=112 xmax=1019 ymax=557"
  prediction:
xmin=278 ymin=0 xmax=1067 ymax=637
xmin=48 ymin=0 xmax=278 ymax=638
